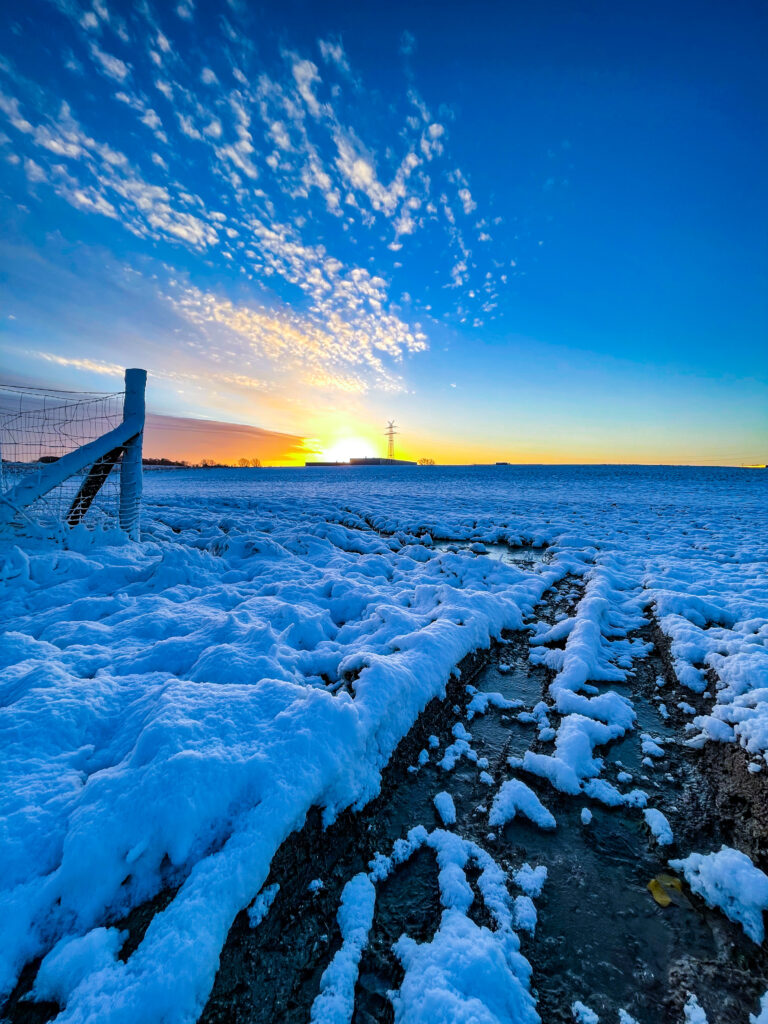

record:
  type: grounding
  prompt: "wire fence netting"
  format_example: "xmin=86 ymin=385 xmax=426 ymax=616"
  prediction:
xmin=0 ymin=383 xmax=126 ymax=539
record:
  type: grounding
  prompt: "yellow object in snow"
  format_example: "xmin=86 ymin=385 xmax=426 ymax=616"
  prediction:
xmin=647 ymin=874 xmax=683 ymax=907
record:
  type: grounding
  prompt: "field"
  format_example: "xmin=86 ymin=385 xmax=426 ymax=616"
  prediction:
xmin=2 ymin=465 xmax=767 ymax=1024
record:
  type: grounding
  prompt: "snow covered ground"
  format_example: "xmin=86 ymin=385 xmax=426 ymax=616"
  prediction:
xmin=1 ymin=464 xmax=766 ymax=1023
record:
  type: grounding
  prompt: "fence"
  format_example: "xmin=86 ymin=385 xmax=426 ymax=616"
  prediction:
xmin=0 ymin=368 xmax=146 ymax=541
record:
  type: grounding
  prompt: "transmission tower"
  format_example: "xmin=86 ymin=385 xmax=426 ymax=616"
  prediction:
xmin=385 ymin=420 xmax=398 ymax=460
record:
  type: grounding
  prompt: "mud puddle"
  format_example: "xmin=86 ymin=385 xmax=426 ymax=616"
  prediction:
xmin=433 ymin=540 xmax=549 ymax=568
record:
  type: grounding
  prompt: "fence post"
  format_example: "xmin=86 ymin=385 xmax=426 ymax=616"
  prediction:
xmin=119 ymin=368 xmax=146 ymax=539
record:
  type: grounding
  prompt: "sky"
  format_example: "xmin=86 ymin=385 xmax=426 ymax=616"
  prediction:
xmin=0 ymin=0 xmax=766 ymax=466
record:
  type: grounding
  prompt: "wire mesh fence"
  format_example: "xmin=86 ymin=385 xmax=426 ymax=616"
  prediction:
xmin=0 ymin=383 xmax=127 ymax=539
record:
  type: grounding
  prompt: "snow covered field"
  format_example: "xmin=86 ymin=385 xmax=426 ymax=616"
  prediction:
xmin=1 ymin=464 xmax=767 ymax=1023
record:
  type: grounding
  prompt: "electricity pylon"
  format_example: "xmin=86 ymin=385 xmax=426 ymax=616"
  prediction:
xmin=385 ymin=421 xmax=398 ymax=459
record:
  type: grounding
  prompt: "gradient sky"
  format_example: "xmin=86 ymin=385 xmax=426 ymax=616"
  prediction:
xmin=0 ymin=0 xmax=766 ymax=465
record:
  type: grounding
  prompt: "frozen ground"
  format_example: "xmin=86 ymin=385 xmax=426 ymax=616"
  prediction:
xmin=1 ymin=464 xmax=766 ymax=1023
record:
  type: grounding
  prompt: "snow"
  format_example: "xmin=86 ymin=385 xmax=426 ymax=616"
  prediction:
xmin=643 ymin=808 xmax=674 ymax=846
xmin=0 ymin=464 xmax=765 ymax=1021
xmin=640 ymin=735 xmax=665 ymax=758
xmin=513 ymin=895 xmax=537 ymax=934
xmin=513 ymin=863 xmax=547 ymax=898
xmin=580 ymin=808 xmax=593 ymax=825
xmin=683 ymin=993 xmax=709 ymax=1023
xmin=467 ymin=690 xmax=521 ymax=720
xmin=751 ymin=991 xmax=768 ymax=1024
xmin=247 ymin=883 xmax=279 ymax=928
xmin=392 ymin=909 xmax=537 ymax=1023
xmin=571 ymin=1000 xmax=599 ymax=1023
xmin=669 ymin=846 xmax=768 ymax=942
xmin=311 ymin=873 xmax=376 ymax=1024
xmin=489 ymin=779 xmax=557 ymax=830
xmin=33 ymin=927 xmax=125 ymax=1005
xmin=364 ymin=826 xmax=540 ymax=1023
xmin=434 ymin=791 xmax=457 ymax=825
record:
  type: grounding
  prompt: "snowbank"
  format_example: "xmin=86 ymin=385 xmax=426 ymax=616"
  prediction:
xmin=669 ymin=846 xmax=768 ymax=942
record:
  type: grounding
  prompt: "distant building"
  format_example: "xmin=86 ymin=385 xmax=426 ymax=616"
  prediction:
xmin=305 ymin=457 xmax=417 ymax=467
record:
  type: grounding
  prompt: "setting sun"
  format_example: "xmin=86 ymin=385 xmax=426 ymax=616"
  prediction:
xmin=320 ymin=436 xmax=378 ymax=463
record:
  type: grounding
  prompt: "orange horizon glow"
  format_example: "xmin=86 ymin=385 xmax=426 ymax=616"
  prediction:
xmin=142 ymin=412 xmax=756 ymax=468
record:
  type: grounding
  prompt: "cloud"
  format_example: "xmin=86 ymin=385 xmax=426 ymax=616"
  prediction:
xmin=89 ymin=43 xmax=130 ymax=81
xmin=0 ymin=2 xmax=504 ymax=372
xmin=143 ymin=412 xmax=307 ymax=465
xmin=399 ymin=30 xmax=416 ymax=56
xmin=164 ymin=278 xmax=422 ymax=394
xmin=318 ymin=38 xmax=351 ymax=76
xmin=35 ymin=352 xmax=124 ymax=376
xmin=458 ymin=187 xmax=476 ymax=214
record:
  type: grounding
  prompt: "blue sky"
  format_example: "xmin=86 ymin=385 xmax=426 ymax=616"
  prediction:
xmin=0 ymin=0 xmax=766 ymax=464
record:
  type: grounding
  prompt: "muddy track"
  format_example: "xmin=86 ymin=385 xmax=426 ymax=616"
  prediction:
xmin=199 ymin=633 xmax=523 ymax=1024
xmin=200 ymin=575 xmax=582 ymax=1024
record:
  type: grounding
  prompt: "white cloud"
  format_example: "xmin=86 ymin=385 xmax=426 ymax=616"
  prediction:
xmin=24 ymin=158 xmax=46 ymax=182
xmin=89 ymin=43 xmax=130 ymax=82
xmin=36 ymin=352 xmax=124 ymax=376
xmin=291 ymin=58 xmax=323 ymax=119
xmin=141 ymin=108 xmax=162 ymax=131
xmin=318 ymin=38 xmax=350 ymax=76
xmin=399 ymin=30 xmax=416 ymax=56
xmin=458 ymin=187 xmax=476 ymax=214
xmin=0 ymin=18 xmax=503 ymax=356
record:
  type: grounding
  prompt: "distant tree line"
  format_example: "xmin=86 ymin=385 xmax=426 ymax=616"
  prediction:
xmin=142 ymin=456 xmax=262 ymax=468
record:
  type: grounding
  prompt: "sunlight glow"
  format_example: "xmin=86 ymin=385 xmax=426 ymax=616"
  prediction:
xmin=321 ymin=436 xmax=378 ymax=462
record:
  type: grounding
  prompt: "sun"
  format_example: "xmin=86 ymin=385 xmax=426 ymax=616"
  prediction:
xmin=321 ymin=436 xmax=377 ymax=462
